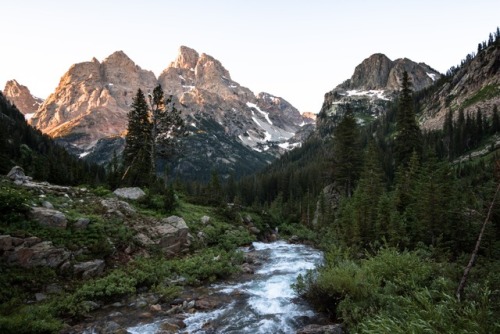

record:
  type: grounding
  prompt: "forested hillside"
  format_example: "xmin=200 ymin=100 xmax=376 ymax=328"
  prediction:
xmin=0 ymin=92 xmax=105 ymax=185
xmin=218 ymin=29 xmax=500 ymax=333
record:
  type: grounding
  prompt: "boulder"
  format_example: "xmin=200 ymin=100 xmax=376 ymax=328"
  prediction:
xmin=41 ymin=201 xmax=54 ymax=209
xmin=156 ymin=216 xmax=190 ymax=257
xmin=7 ymin=166 xmax=28 ymax=182
xmin=30 ymin=207 xmax=67 ymax=229
xmin=74 ymin=217 xmax=91 ymax=229
xmin=101 ymin=198 xmax=136 ymax=216
xmin=73 ymin=259 xmax=105 ymax=278
xmin=5 ymin=240 xmax=70 ymax=268
xmin=200 ymin=215 xmax=211 ymax=225
xmin=113 ymin=187 xmax=146 ymax=200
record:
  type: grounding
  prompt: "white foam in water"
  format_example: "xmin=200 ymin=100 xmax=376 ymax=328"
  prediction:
xmin=128 ymin=241 xmax=323 ymax=333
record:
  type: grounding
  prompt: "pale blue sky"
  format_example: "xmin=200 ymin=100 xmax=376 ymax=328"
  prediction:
xmin=1 ymin=0 xmax=499 ymax=113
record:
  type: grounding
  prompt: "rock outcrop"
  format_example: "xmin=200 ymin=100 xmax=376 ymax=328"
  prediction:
xmin=420 ymin=44 xmax=500 ymax=130
xmin=133 ymin=215 xmax=191 ymax=257
xmin=0 ymin=235 xmax=70 ymax=268
xmin=30 ymin=207 xmax=68 ymax=229
xmin=2 ymin=80 xmax=43 ymax=117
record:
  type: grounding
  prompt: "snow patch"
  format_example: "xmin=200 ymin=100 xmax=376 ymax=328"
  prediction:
xmin=182 ymin=85 xmax=195 ymax=91
xmin=179 ymin=75 xmax=185 ymax=80
xmin=246 ymin=102 xmax=273 ymax=125
xmin=79 ymin=152 xmax=90 ymax=158
xmin=107 ymin=83 xmax=114 ymax=86
xmin=24 ymin=113 xmax=35 ymax=121
xmin=426 ymin=72 xmax=437 ymax=81
xmin=190 ymin=122 xmax=197 ymax=128
xmin=346 ymin=89 xmax=389 ymax=101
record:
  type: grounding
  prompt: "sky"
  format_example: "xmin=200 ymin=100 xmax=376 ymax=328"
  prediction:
xmin=1 ymin=1 xmax=499 ymax=113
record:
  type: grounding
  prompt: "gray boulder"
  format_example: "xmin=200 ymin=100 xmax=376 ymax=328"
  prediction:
xmin=30 ymin=207 xmax=67 ymax=229
xmin=74 ymin=217 xmax=90 ymax=229
xmin=113 ymin=187 xmax=146 ymax=200
xmin=7 ymin=166 xmax=29 ymax=182
xmin=155 ymin=216 xmax=190 ymax=257
xmin=101 ymin=198 xmax=136 ymax=216
xmin=73 ymin=259 xmax=105 ymax=278
xmin=200 ymin=215 xmax=211 ymax=225
xmin=5 ymin=240 xmax=70 ymax=268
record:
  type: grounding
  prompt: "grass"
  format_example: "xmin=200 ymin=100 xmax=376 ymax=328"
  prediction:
xmin=461 ymin=84 xmax=500 ymax=109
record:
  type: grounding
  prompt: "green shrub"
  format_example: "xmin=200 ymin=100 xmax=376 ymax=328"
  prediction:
xmin=0 ymin=185 xmax=29 ymax=223
xmin=0 ymin=304 xmax=62 ymax=334
xmin=296 ymin=247 xmax=500 ymax=332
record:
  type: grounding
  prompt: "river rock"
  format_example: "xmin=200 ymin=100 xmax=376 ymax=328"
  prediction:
xmin=113 ymin=187 xmax=146 ymax=200
xmin=241 ymin=263 xmax=254 ymax=274
xmin=73 ymin=259 xmax=105 ymax=278
xmin=296 ymin=324 xmax=343 ymax=334
xmin=30 ymin=207 xmax=67 ymax=229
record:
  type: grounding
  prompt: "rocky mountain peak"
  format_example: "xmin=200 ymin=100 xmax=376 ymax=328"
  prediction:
xmin=2 ymin=80 xmax=43 ymax=116
xmin=29 ymin=52 xmax=156 ymax=148
xmin=341 ymin=53 xmax=439 ymax=92
xmin=318 ymin=53 xmax=441 ymax=132
xmin=172 ymin=46 xmax=200 ymax=70
xmin=346 ymin=53 xmax=393 ymax=90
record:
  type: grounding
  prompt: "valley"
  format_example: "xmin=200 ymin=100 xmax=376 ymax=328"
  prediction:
xmin=0 ymin=17 xmax=500 ymax=334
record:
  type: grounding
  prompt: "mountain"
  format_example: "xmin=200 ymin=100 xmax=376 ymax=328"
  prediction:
xmin=317 ymin=53 xmax=441 ymax=131
xmin=26 ymin=47 xmax=312 ymax=181
xmin=420 ymin=42 xmax=500 ymax=130
xmin=2 ymin=80 xmax=43 ymax=119
xmin=29 ymin=51 xmax=157 ymax=149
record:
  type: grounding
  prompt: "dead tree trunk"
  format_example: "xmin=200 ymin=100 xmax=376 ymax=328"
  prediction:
xmin=456 ymin=182 xmax=500 ymax=301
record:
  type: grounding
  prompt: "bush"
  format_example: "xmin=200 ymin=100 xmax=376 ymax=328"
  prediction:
xmin=295 ymin=247 xmax=500 ymax=332
xmin=0 ymin=185 xmax=29 ymax=223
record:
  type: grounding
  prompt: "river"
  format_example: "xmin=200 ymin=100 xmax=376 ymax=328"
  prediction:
xmin=128 ymin=241 xmax=323 ymax=333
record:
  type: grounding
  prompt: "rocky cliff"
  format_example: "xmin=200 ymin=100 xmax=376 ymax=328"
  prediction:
xmin=420 ymin=43 xmax=500 ymax=130
xmin=29 ymin=51 xmax=157 ymax=149
xmin=318 ymin=53 xmax=441 ymax=131
xmin=2 ymin=80 xmax=43 ymax=118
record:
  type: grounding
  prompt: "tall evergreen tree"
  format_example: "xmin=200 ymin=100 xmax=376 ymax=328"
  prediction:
xmin=332 ymin=107 xmax=362 ymax=197
xmin=492 ymin=105 xmax=500 ymax=134
xmin=150 ymin=85 xmax=187 ymax=177
xmin=122 ymin=89 xmax=152 ymax=186
xmin=394 ymin=71 xmax=422 ymax=168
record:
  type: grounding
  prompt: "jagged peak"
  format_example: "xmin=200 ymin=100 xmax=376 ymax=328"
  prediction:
xmin=172 ymin=46 xmax=199 ymax=70
xmin=102 ymin=50 xmax=135 ymax=66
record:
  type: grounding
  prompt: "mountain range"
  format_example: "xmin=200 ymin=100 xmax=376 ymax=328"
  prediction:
xmin=3 ymin=42 xmax=499 ymax=181
xmin=5 ymin=47 xmax=314 ymax=180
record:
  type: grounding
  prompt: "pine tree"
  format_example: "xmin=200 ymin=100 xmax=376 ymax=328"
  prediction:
xmin=492 ymin=105 xmax=500 ymax=134
xmin=443 ymin=109 xmax=454 ymax=159
xmin=122 ymin=89 xmax=152 ymax=187
xmin=394 ymin=71 xmax=422 ymax=168
xmin=350 ymin=141 xmax=385 ymax=246
xmin=151 ymin=85 xmax=187 ymax=176
xmin=332 ymin=106 xmax=362 ymax=197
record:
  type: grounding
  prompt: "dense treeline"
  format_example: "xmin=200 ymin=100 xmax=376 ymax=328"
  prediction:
xmin=0 ymin=92 xmax=106 ymax=185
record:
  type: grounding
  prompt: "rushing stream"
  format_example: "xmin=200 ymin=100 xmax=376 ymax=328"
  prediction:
xmin=128 ymin=241 xmax=323 ymax=333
